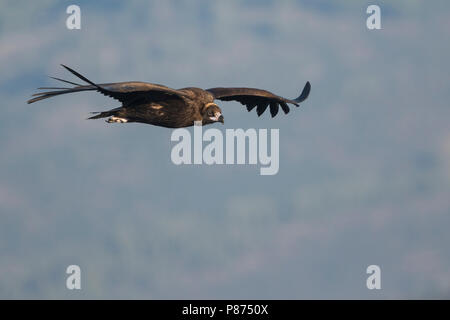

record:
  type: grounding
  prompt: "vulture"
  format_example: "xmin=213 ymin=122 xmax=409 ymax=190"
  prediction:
xmin=28 ymin=65 xmax=311 ymax=128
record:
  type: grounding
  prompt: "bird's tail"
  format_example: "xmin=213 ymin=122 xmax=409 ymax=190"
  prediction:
xmin=27 ymin=65 xmax=99 ymax=104
xmin=87 ymin=107 xmax=122 ymax=120
xmin=87 ymin=112 xmax=112 ymax=120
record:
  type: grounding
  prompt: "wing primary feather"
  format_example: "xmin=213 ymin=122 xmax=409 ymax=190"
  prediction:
xmin=27 ymin=94 xmax=57 ymax=104
xmin=60 ymin=64 xmax=101 ymax=89
xmin=256 ymin=102 xmax=269 ymax=116
xmin=27 ymin=86 xmax=96 ymax=104
xmin=293 ymin=81 xmax=311 ymax=104
xmin=269 ymin=102 xmax=279 ymax=117
xmin=37 ymin=87 xmax=69 ymax=90
xmin=49 ymin=76 xmax=83 ymax=87
xmin=280 ymin=102 xmax=290 ymax=114
xmin=246 ymin=102 xmax=257 ymax=112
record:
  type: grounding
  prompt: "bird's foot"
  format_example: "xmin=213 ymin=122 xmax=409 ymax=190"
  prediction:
xmin=106 ymin=116 xmax=128 ymax=123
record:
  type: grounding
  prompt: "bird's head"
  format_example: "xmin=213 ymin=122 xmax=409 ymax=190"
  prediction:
xmin=202 ymin=102 xmax=224 ymax=125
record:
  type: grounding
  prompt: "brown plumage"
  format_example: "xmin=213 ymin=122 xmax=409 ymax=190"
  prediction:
xmin=27 ymin=65 xmax=311 ymax=128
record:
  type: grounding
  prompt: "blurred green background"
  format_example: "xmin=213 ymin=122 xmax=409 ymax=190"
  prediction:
xmin=0 ymin=0 xmax=449 ymax=298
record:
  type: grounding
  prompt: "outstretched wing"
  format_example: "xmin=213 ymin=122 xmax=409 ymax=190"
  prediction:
xmin=27 ymin=65 xmax=188 ymax=105
xmin=206 ymin=82 xmax=311 ymax=117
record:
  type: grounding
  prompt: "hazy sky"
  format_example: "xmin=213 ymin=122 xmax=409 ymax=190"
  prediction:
xmin=0 ymin=0 xmax=449 ymax=299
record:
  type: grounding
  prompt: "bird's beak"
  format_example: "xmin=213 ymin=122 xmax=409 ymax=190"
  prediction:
xmin=218 ymin=115 xmax=224 ymax=124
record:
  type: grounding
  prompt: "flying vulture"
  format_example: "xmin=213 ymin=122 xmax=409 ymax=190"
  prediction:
xmin=28 ymin=65 xmax=311 ymax=128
